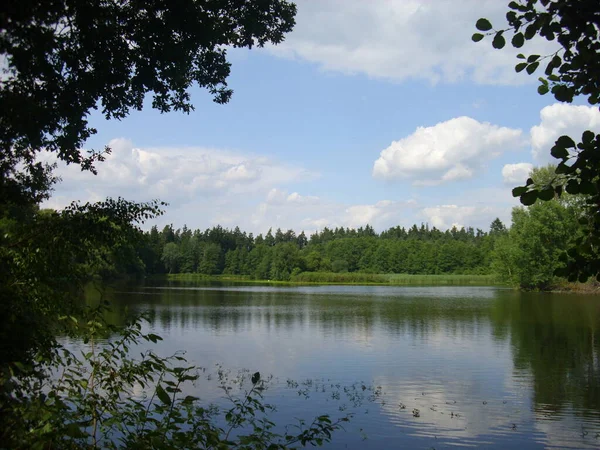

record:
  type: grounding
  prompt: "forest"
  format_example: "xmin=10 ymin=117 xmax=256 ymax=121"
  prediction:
xmin=90 ymin=166 xmax=580 ymax=291
xmin=137 ymin=221 xmax=502 ymax=279
xmin=92 ymin=166 xmax=573 ymax=290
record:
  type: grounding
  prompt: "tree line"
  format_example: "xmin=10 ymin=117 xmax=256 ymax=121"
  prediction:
xmin=129 ymin=220 xmax=508 ymax=281
xmin=108 ymin=166 xmax=586 ymax=290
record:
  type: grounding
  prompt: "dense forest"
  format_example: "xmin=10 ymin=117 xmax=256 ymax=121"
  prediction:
xmin=103 ymin=166 xmax=584 ymax=290
xmin=131 ymin=221 xmax=505 ymax=280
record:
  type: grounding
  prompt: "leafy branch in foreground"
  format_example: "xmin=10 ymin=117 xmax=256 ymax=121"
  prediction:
xmin=1 ymin=301 xmax=348 ymax=449
xmin=474 ymin=0 xmax=600 ymax=282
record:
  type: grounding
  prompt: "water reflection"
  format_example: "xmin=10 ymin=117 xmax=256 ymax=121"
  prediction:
xmin=101 ymin=283 xmax=600 ymax=449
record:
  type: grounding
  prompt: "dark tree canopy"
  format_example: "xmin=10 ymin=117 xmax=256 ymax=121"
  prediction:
xmin=0 ymin=0 xmax=297 ymax=369
xmin=0 ymin=0 xmax=296 ymax=205
xmin=474 ymin=0 xmax=600 ymax=282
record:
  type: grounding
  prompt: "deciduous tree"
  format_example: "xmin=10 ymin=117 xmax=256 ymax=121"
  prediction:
xmin=474 ymin=0 xmax=600 ymax=281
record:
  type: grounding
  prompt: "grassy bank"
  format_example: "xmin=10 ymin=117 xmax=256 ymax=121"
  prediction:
xmin=162 ymin=272 xmax=502 ymax=286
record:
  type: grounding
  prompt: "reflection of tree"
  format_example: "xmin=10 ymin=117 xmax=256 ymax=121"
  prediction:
xmin=491 ymin=294 xmax=600 ymax=415
xmin=104 ymin=284 xmax=600 ymax=417
xmin=107 ymin=284 xmax=493 ymax=342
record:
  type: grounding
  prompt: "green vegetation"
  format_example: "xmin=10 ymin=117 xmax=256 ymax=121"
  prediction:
xmin=492 ymin=166 xmax=586 ymax=290
xmin=135 ymin=221 xmax=503 ymax=282
xmin=475 ymin=0 xmax=600 ymax=283
xmin=0 ymin=1 xmax=348 ymax=448
xmin=166 ymin=272 xmax=499 ymax=286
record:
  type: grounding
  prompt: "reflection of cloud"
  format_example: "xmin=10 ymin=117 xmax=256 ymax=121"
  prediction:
xmin=111 ymin=286 xmax=599 ymax=448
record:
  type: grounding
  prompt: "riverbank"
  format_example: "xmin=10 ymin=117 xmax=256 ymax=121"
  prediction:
xmin=160 ymin=272 xmax=502 ymax=286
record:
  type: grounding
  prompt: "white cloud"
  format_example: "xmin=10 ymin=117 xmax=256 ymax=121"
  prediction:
xmin=343 ymin=200 xmax=414 ymax=229
xmin=266 ymin=188 xmax=288 ymax=204
xmin=250 ymin=195 xmax=418 ymax=235
xmin=502 ymin=163 xmax=533 ymax=184
xmin=530 ymin=104 xmax=600 ymax=162
xmin=43 ymin=138 xmax=315 ymax=209
xmin=286 ymin=192 xmax=320 ymax=204
xmin=266 ymin=188 xmax=320 ymax=205
xmin=372 ymin=117 xmax=524 ymax=185
xmin=420 ymin=205 xmax=495 ymax=230
xmin=268 ymin=0 xmax=555 ymax=85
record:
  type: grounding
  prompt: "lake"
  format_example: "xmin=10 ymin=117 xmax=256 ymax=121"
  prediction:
xmin=101 ymin=282 xmax=600 ymax=449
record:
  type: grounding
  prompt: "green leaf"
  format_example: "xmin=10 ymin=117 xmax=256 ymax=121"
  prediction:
xmin=538 ymin=186 xmax=555 ymax=201
xmin=476 ymin=18 xmax=493 ymax=31
xmin=520 ymin=190 xmax=538 ymax=206
xmin=527 ymin=54 xmax=540 ymax=63
xmin=512 ymin=186 xmax=528 ymax=197
xmin=492 ymin=32 xmax=506 ymax=49
xmin=582 ymin=130 xmax=595 ymax=144
xmin=251 ymin=371 xmax=261 ymax=385
xmin=155 ymin=385 xmax=171 ymax=406
xmin=553 ymin=84 xmax=572 ymax=102
xmin=556 ymin=135 xmax=576 ymax=148
xmin=511 ymin=33 xmax=525 ymax=48
xmin=471 ymin=33 xmax=484 ymax=42
xmin=515 ymin=62 xmax=528 ymax=73
xmin=565 ymin=180 xmax=580 ymax=195
xmin=550 ymin=144 xmax=569 ymax=159
xmin=580 ymin=180 xmax=596 ymax=195
xmin=65 ymin=423 xmax=87 ymax=438
xmin=526 ymin=62 xmax=539 ymax=74
xmin=537 ymin=84 xmax=549 ymax=95
xmin=524 ymin=23 xmax=537 ymax=40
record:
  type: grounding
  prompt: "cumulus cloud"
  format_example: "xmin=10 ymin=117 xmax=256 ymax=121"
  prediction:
xmin=266 ymin=188 xmax=320 ymax=205
xmin=530 ymin=104 xmax=600 ymax=162
xmin=343 ymin=200 xmax=415 ymax=229
xmin=502 ymin=163 xmax=533 ymax=184
xmin=250 ymin=196 xmax=418 ymax=235
xmin=267 ymin=0 xmax=555 ymax=85
xmin=372 ymin=117 xmax=524 ymax=185
xmin=420 ymin=205 xmax=495 ymax=230
xmin=43 ymin=138 xmax=315 ymax=209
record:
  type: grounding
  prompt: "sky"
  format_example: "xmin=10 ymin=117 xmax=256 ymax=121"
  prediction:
xmin=43 ymin=0 xmax=600 ymax=235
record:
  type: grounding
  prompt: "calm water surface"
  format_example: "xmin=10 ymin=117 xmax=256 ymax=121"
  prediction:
xmin=103 ymin=282 xmax=600 ymax=449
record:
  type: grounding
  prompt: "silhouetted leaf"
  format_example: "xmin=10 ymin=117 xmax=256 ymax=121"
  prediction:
xmin=520 ymin=190 xmax=538 ymax=205
xmin=512 ymin=33 xmax=525 ymax=48
xmin=476 ymin=18 xmax=493 ymax=31
xmin=492 ymin=32 xmax=506 ymax=49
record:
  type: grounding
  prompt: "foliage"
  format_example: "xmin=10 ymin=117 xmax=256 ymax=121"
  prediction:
xmin=0 ymin=198 xmax=164 ymax=367
xmin=0 ymin=0 xmax=297 ymax=207
xmin=474 ymin=0 xmax=600 ymax=281
xmin=493 ymin=199 xmax=579 ymax=289
xmin=135 ymin=222 xmax=505 ymax=281
xmin=491 ymin=166 xmax=583 ymax=289
xmin=290 ymin=272 xmax=498 ymax=286
xmin=0 ymin=2 xmax=347 ymax=448
xmin=1 ymin=301 xmax=349 ymax=449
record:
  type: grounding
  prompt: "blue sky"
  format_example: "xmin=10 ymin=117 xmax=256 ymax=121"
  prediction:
xmin=45 ymin=0 xmax=600 ymax=235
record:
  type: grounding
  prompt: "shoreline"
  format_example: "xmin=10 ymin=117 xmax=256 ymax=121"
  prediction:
xmin=154 ymin=272 xmax=504 ymax=287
